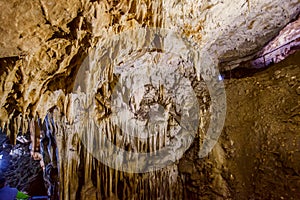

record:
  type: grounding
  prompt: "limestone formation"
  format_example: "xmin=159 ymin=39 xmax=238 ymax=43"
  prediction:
xmin=0 ymin=0 xmax=300 ymax=199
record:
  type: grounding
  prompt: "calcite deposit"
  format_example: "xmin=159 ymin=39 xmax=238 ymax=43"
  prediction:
xmin=0 ymin=0 xmax=300 ymax=199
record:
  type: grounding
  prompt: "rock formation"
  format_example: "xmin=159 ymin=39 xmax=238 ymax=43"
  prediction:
xmin=0 ymin=0 xmax=300 ymax=199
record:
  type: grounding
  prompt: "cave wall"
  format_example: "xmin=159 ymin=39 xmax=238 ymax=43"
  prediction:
xmin=0 ymin=0 xmax=300 ymax=199
xmin=1 ymin=0 xmax=300 ymax=126
xmin=18 ymin=50 xmax=300 ymax=200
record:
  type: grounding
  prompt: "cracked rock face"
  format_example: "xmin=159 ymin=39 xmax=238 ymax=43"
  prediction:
xmin=0 ymin=0 xmax=300 ymax=199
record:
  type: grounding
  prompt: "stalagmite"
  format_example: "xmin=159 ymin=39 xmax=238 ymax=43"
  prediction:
xmin=0 ymin=0 xmax=299 ymax=199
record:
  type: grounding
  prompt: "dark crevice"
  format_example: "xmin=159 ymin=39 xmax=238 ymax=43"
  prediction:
xmin=45 ymin=43 xmax=90 ymax=94
xmin=39 ymin=0 xmax=52 ymax=26
xmin=221 ymin=65 xmax=269 ymax=79
xmin=219 ymin=51 xmax=257 ymax=68
xmin=46 ymin=73 xmax=68 ymax=93
xmin=65 ymin=46 xmax=89 ymax=94
xmin=0 ymin=56 xmax=19 ymax=77
xmin=4 ymin=97 xmax=19 ymax=117
xmin=65 ymin=45 xmax=72 ymax=55
xmin=75 ymin=141 xmax=85 ymax=200
xmin=55 ymin=58 xmax=64 ymax=69
xmin=26 ymin=103 xmax=38 ymax=119
xmin=221 ymin=49 xmax=300 ymax=79
xmin=46 ymin=29 xmax=69 ymax=41
xmin=46 ymin=12 xmax=91 ymax=42
xmin=67 ymin=13 xmax=84 ymax=40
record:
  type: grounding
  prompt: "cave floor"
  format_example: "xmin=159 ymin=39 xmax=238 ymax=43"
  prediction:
xmin=195 ymin=50 xmax=300 ymax=199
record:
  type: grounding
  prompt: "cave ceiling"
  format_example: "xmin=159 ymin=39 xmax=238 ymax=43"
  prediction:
xmin=0 ymin=0 xmax=299 ymax=125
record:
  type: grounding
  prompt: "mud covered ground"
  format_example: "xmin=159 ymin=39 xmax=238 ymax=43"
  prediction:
xmin=223 ymin=51 xmax=300 ymax=199
xmin=179 ymin=51 xmax=300 ymax=199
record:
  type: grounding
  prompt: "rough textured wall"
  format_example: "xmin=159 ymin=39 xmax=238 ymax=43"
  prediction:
xmin=223 ymin=52 xmax=300 ymax=199
xmin=0 ymin=0 xmax=299 ymax=125
xmin=0 ymin=0 xmax=300 ymax=199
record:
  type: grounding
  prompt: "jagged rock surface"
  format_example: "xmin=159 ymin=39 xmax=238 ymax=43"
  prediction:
xmin=0 ymin=0 xmax=299 ymax=126
xmin=0 ymin=0 xmax=300 ymax=200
